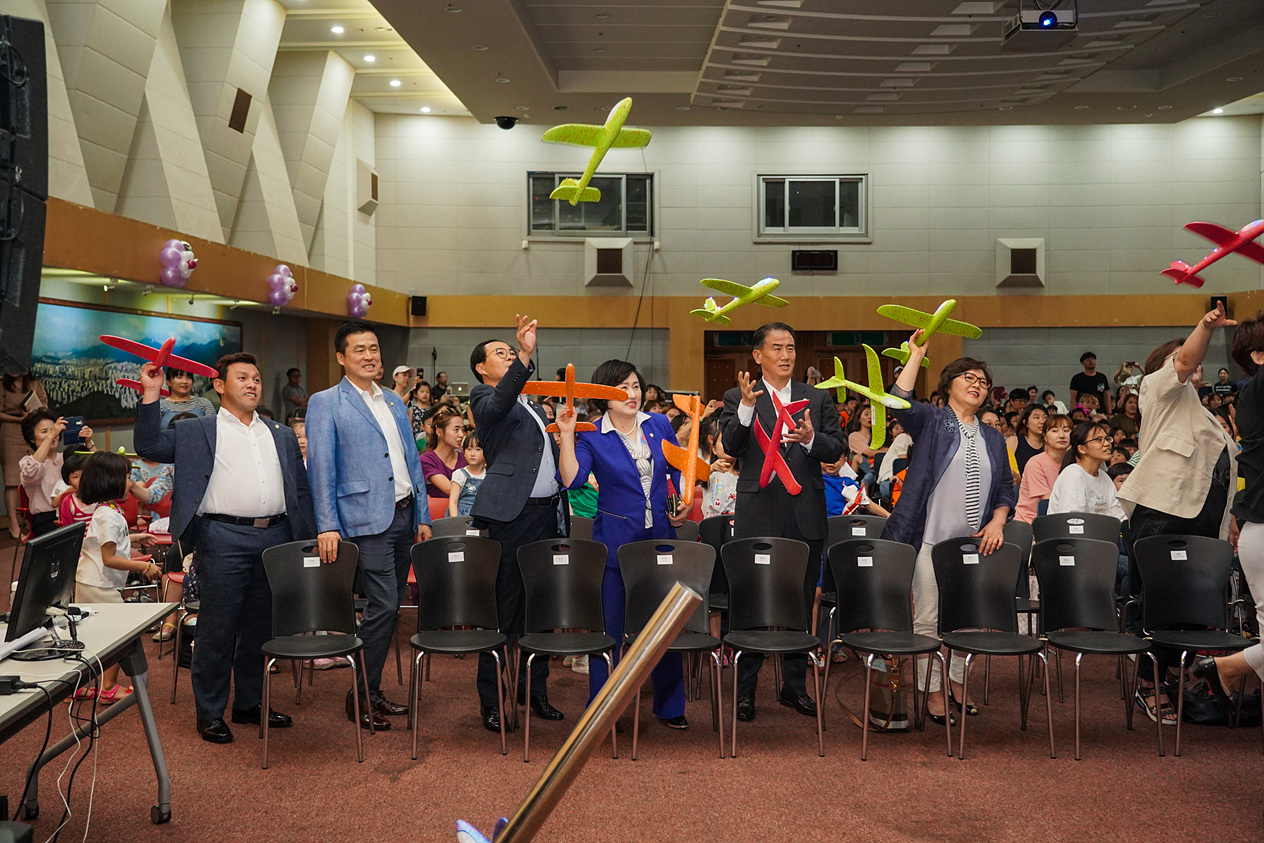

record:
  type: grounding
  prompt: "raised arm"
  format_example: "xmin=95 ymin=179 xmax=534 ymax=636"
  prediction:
xmin=1175 ymin=301 xmax=1237 ymax=384
xmin=134 ymin=364 xmax=177 ymax=463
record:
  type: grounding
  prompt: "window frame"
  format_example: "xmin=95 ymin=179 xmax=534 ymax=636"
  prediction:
xmin=753 ymin=173 xmax=872 ymax=244
xmin=526 ymin=171 xmax=656 ymax=240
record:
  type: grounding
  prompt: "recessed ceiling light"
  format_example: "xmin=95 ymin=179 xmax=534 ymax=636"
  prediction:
xmin=1227 ymin=76 xmax=1243 ymax=82
xmin=330 ymin=25 xmax=344 ymax=34
xmin=553 ymin=105 xmax=568 ymax=111
xmin=593 ymin=48 xmax=607 ymax=53
xmin=676 ymin=106 xmax=690 ymax=111
xmin=375 ymin=26 xmax=393 ymax=32
xmin=495 ymin=77 xmax=510 ymax=83
xmin=998 ymin=105 xmax=1014 ymax=111
xmin=472 ymin=45 xmax=488 ymax=51
xmin=1074 ymin=104 xmax=1091 ymax=110
xmin=1157 ymin=104 xmax=1173 ymax=110
xmin=420 ymin=106 xmax=431 ymax=113
xmin=515 ymin=106 xmax=530 ymax=111
xmin=594 ymin=12 xmax=609 ymax=19
xmin=389 ymin=79 xmax=401 ymax=87
xmin=445 ymin=5 xmax=462 ymax=11
xmin=1212 ymin=107 xmax=1224 ymax=114
xmin=1116 ymin=104 xmax=1136 ymax=110
xmin=364 ymin=55 xmax=376 ymax=62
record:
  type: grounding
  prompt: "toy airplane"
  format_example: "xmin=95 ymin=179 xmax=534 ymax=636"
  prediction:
xmin=881 ymin=342 xmax=929 ymax=369
xmin=116 ymin=378 xmax=169 ymax=397
xmin=660 ymin=394 xmax=711 ymax=507
xmin=750 ymin=391 xmax=809 ymax=495
xmin=815 ymin=347 xmax=910 ymax=451
xmin=876 ymin=299 xmax=982 ymax=347
xmin=521 ymin=363 xmax=628 ymax=433
xmin=99 ymin=335 xmax=219 ymax=379
xmin=1161 ymin=219 xmax=1264 ymax=288
xmin=541 ymin=97 xmax=651 ymax=205
xmin=690 ymin=277 xmax=788 ymax=326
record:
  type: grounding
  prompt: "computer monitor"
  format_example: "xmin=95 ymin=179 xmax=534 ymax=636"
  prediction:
xmin=4 ymin=522 xmax=86 ymax=660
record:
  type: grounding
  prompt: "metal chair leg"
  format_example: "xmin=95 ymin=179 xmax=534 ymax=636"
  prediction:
xmin=1174 ymin=649 xmax=1189 ymax=756
xmin=602 ymin=652 xmax=618 ymax=758
xmin=933 ymin=651 xmax=952 ymax=756
xmin=523 ymin=653 xmax=536 ymax=763
xmin=1073 ymin=651 xmax=1083 ymax=760
xmin=493 ymin=650 xmax=507 ymax=757
xmin=983 ymin=654 xmax=991 ymax=704
xmin=348 ymin=653 xmax=367 ymax=761
xmin=812 ymin=651 xmax=825 ymax=758
xmin=730 ymin=650 xmax=743 ymax=758
xmin=409 ymin=650 xmax=424 ymax=758
xmin=957 ymin=654 xmax=975 ymax=760
xmin=261 ymin=657 xmax=274 ymax=769
xmin=860 ymin=654 xmax=874 ymax=761
xmin=711 ymin=652 xmax=724 ymax=759
xmin=1039 ymin=651 xmax=1055 ymax=758
xmin=169 ymin=619 xmax=184 ymax=705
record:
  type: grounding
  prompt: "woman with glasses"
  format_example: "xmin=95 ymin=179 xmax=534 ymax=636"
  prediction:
xmin=556 ymin=359 xmax=692 ymax=730
xmin=1048 ymin=421 xmax=1126 ymax=520
xmin=882 ymin=331 xmax=1017 ymax=725
xmin=419 ymin=405 xmax=468 ymax=498
xmin=1116 ymin=302 xmax=1239 ymax=725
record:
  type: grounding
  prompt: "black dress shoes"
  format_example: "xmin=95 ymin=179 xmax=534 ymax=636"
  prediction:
xmin=526 ymin=695 xmax=564 ymax=721
xmin=372 ymin=694 xmax=409 ymax=716
xmin=1191 ymin=657 xmax=1233 ymax=708
xmin=777 ymin=688 xmax=818 ymax=716
xmin=660 ymin=715 xmax=688 ymax=730
xmin=736 ymin=694 xmax=756 ymax=722
xmin=196 ymin=718 xmax=234 ymax=744
xmin=346 ymin=690 xmax=390 ymax=731
xmin=481 ymin=706 xmax=516 ymax=733
xmin=230 ymin=704 xmax=292 ymax=728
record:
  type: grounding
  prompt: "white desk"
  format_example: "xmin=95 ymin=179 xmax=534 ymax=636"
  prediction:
xmin=0 ymin=602 xmax=177 ymax=824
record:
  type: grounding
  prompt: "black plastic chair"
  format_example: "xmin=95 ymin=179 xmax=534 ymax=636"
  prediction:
xmin=168 ymin=599 xmax=199 ymax=706
xmin=1031 ymin=537 xmax=1161 ymax=760
xmin=1134 ymin=534 xmax=1253 ymax=756
xmin=1033 ymin=512 xmax=1123 ymax=544
xmin=260 ymin=539 xmax=371 ymax=769
xmin=930 ymin=537 xmax=1055 ymax=760
xmin=721 ymin=537 xmax=824 ymax=758
xmin=674 ymin=520 xmax=700 ymax=542
xmin=618 ymin=539 xmax=723 ymax=759
xmin=698 ymin=515 xmax=736 ymax=608
xmin=823 ymin=539 xmax=952 ymax=759
xmin=516 ymin=538 xmax=617 ymax=762
xmin=430 ymin=516 xmax=487 ymax=538
xmin=569 ymin=516 xmax=594 ymax=541
xmin=407 ymin=536 xmax=507 ymax=759
xmin=822 ymin=515 xmax=890 ymax=631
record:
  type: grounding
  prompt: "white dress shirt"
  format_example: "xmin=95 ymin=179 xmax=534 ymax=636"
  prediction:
xmin=520 ymin=395 xmax=560 ymax=499
xmin=198 ymin=408 xmax=287 ymax=517
xmin=355 ymin=380 xmax=415 ymax=502
xmin=736 ymin=378 xmax=816 ymax=451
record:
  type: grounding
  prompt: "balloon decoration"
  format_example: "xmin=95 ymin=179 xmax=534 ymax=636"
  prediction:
xmin=158 ymin=239 xmax=197 ymax=288
xmin=267 ymin=265 xmax=298 ymax=307
xmin=347 ymin=283 xmax=372 ymax=318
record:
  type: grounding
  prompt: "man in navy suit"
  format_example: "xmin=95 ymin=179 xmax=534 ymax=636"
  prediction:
xmin=468 ymin=315 xmax=568 ymax=733
xmin=718 ymin=322 xmax=845 ymax=723
xmin=306 ymin=321 xmax=432 ymax=731
xmin=135 ymin=352 xmax=316 ymax=744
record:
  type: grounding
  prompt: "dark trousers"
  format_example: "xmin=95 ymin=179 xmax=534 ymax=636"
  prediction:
xmin=476 ymin=500 xmax=564 ymax=708
xmin=351 ymin=506 xmax=415 ymax=695
xmin=736 ymin=530 xmax=823 ymax=699
xmin=192 ymin=517 xmax=292 ymax=720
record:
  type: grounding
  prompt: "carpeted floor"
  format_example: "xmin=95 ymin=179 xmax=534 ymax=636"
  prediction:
xmin=2 ymin=534 xmax=1262 ymax=843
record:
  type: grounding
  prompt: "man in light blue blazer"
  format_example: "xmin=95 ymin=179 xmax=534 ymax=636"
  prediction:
xmin=306 ymin=320 xmax=432 ymax=731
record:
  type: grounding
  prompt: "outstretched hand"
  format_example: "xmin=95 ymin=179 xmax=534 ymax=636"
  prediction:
xmin=139 ymin=363 xmax=165 ymax=403
xmin=1203 ymin=301 xmax=1237 ymax=331
xmin=738 ymin=371 xmax=764 ymax=408
xmin=555 ymin=404 xmax=578 ymax=436
xmin=515 ymin=314 xmax=538 ymax=362
xmin=782 ymin=408 xmax=814 ymax=445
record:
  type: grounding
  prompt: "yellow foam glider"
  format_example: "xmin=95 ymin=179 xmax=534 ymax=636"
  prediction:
xmin=689 ymin=277 xmax=788 ymax=326
xmin=541 ymin=97 xmax=651 ymax=205
xmin=815 ymin=346 xmax=910 ymax=451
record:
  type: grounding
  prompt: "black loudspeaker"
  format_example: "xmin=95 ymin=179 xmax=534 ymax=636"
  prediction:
xmin=0 ymin=185 xmax=46 ymax=374
xmin=1 ymin=16 xmax=49 ymax=200
xmin=410 ymin=295 xmax=427 ymax=316
xmin=0 ymin=15 xmax=48 ymax=375
xmin=1210 ymin=295 xmax=1229 ymax=317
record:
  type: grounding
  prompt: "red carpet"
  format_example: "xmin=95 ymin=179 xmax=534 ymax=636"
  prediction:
xmin=2 ymin=536 xmax=1261 ymax=842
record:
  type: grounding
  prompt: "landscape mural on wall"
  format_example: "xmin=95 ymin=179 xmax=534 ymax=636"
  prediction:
xmin=32 ymin=299 xmax=242 ymax=424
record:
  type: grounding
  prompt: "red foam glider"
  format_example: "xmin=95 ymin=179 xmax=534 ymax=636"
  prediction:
xmin=752 ymin=392 xmax=809 ymax=495
xmin=521 ymin=363 xmax=628 ymax=433
xmin=1162 ymin=219 xmax=1264 ymax=288
xmin=99 ymin=336 xmax=220 ymax=379
xmin=660 ymin=394 xmax=711 ymax=507
xmin=115 ymin=378 xmax=169 ymax=397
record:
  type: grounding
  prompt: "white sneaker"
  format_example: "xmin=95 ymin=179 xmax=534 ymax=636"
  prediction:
xmin=571 ymin=655 xmax=589 ymax=675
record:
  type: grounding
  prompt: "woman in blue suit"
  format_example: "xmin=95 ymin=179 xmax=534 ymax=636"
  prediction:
xmin=557 ymin=359 xmax=692 ymax=729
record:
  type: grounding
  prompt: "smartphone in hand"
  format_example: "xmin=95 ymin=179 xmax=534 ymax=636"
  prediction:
xmin=62 ymin=416 xmax=85 ymax=447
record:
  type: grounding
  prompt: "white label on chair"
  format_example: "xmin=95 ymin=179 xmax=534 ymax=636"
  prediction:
xmin=754 ymin=553 xmax=771 ymax=565
xmin=851 ymin=527 xmax=866 ymax=536
xmin=1069 ymin=525 xmax=1084 ymax=535
xmin=554 ymin=554 xmax=569 ymax=565
xmin=1059 ymin=555 xmax=1076 ymax=567
xmin=466 ymin=529 xmax=480 ymax=536
xmin=1171 ymin=550 xmax=1187 ymax=561
xmin=963 ymin=554 xmax=979 ymax=565
xmin=857 ymin=556 xmax=873 ymax=567
xmin=657 ymin=554 xmax=673 ymax=566
xmin=448 ymin=551 xmax=464 ymax=563
xmin=303 ymin=556 xmax=320 ymax=568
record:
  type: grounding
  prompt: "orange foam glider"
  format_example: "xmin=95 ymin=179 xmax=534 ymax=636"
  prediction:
xmin=521 ymin=363 xmax=628 ymax=433
xmin=659 ymin=393 xmax=711 ymax=507
xmin=99 ymin=335 xmax=219 ymax=379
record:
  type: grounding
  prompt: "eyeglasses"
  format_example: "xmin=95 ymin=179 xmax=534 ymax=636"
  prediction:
xmin=489 ymin=347 xmax=518 ymax=360
xmin=1085 ymin=435 xmax=1112 ymax=447
xmin=956 ymin=372 xmax=990 ymax=387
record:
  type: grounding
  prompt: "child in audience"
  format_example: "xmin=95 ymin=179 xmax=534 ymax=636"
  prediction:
xmin=54 ymin=452 xmax=91 ymax=526
xmin=823 ymin=452 xmax=890 ymax=518
xmin=701 ymin=421 xmax=737 ymax=517
xmin=20 ymin=409 xmax=94 ymax=536
xmin=447 ymin=431 xmax=486 ymax=517
xmin=74 ymin=452 xmax=162 ymax=703
xmin=288 ymin=416 xmax=308 ymax=464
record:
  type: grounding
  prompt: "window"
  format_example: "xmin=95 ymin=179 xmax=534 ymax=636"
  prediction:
xmin=529 ymin=172 xmax=653 ymax=237
xmin=757 ymin=175 xmax=868 ymax=238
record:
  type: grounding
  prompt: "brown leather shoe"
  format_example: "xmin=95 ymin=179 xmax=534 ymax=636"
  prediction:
xmin=346 ymin=690 xmax=390 ymax=731
xmin=372 ymin=693 xmax=409 ymax=716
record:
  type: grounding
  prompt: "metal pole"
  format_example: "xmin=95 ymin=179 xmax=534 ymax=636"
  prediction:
xmin=491 ymin=582 xmax=701 ymax=843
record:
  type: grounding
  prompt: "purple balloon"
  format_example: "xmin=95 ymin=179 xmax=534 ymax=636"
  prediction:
xmin=160 ymin=247 xmax=183 ymax=267
xmin=268 ymin=273 xmax=286 ymax=289
xmin=159 ymin=266 xmax=186 ymax=288
xmin=276 ymin=264 xmax=292 ymax=278
xmin=351 ymin=283 xmax=366 ymax=294
xmin=269 ymin=288 xmax=290 ymax=306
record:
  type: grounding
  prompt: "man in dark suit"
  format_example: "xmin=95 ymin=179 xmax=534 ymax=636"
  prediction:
xmin=469 ymin=314 xmax=568 ymax=733
xmin=718 ymin=322 xmax=845 ymax=722
xmin=134 ymin=352 xmax=316 ymax=744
